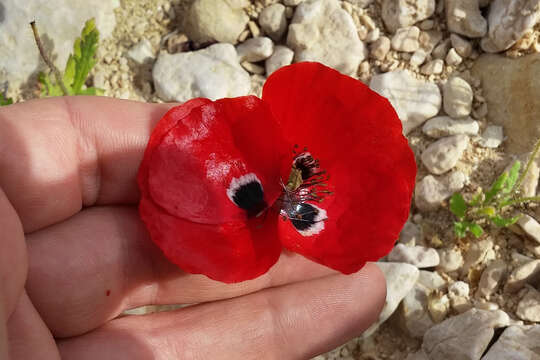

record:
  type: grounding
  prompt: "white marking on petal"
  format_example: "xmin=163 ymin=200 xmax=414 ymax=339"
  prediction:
xmin=297 ymin=203 xmax=327 ymax=237
xmin=226 ymin=173 xmax=263 ymax=204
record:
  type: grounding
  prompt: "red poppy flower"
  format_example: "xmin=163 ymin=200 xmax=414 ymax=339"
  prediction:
xmin=138 ymin=62 xmax=416 ymax=283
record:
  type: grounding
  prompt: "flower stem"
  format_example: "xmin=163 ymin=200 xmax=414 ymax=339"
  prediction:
xmin=501 ymin=196 xmax=540 ymax=207
xmin=30 ymin=21 xmax=69 ymax=96
xmin=513 ymin=137 xmax=540 ymax=194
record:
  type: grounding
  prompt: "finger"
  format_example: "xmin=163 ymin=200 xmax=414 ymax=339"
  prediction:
xmin=0 ymin=96 xmax=173 ymax=232
xmin=57 ymin=264 xmax=386 ymax=360
xmin=0 ymin=187 xmax=27 ymax=318
xmin=26 ymin=206 xmax=337 ymax=338
xmin=7 ymin=291 xmax=60 ymax=360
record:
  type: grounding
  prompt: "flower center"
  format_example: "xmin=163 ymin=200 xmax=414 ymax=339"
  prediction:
xmin=278 ymin=147 xmax=332 ymax=236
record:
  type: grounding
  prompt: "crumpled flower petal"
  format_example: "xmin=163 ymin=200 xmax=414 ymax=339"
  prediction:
xmin=138 ymin=96 xmax=286 ymax=282
xmin=262 ymin=62 xmax=416 ymax=274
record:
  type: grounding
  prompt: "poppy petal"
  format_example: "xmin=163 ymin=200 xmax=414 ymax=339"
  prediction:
xmin=263 ymin=62 xmax=416 ymax=274
xmin=144 ymin=96 xmax=287 ymax=225
xmin=139 ymin=194 xmax=282 ymax=283
xmin=138 ymin=96 xmax=287 ymax=282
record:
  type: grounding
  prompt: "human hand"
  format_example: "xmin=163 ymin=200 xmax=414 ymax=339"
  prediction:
xmin=0 ymin=96 xmax=386 ymax=360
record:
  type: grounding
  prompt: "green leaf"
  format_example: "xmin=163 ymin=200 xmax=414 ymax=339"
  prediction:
xmin=476 ymin=206 xmax=496 ymax=217
xmin=484 ymin=171 xmax=509 ymax=204
xmin=450 ymin=193 xmax=468 ymax=219
xmin=454 ymin=221 xmax=468 ymax=238
xmin=63 ymin=55 xmax=76 ymax=94
xmin=0 ymin=92 xmax=13 ymax=106
xmin=491 ymin=215 xmax=521 ymax=227
xmin=469 ymin=223 xmax=484 ymax=238
xmin=39 ymin=72 xmax=64 ymax=97
xmin=503 ymin=161 xmax=521 ymax=194
xmin=37 ymin=18 xmax=102 ymax=97
xmin=77 ymin=87 xmax=103 ymax=95
xmin=70 ymin=19 xmax=100 ymax=94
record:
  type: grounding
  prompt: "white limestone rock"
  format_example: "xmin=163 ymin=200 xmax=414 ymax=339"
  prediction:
xmin=437 ymin=248 xmax=464 ymax=273
xmin=391 ymin=26 xmax=421 ymax=52
xmin=127 ymin=39 xmax=155 ymax=65
xmin=401 ymin=271 xmax=446 ymax=338
xmin=181 ymin=0 xmax=248 ymax=44
xmin=461 ymin=238 xmax=495 ymax=276
xmin=0 ymin=0 xmax=119 ymax=88
xmin=388 ymin=244 xmax=440 ymax=268
xmin=483 ymin=325 xmax=540 ymax=360
xmin=236 ymin=37 xmax=274 ymax=62
xmin=369 ymin=70 xmax=441 ymax=134
xmin=516 ymin=287 xmax=540 ymax=322
xmin=415 ymin=171 xmax=467 ymax=211
xmin=476 ymin=260 xmax=507 ymax=298
xmin=421 ymin=135 xmax=469 ymax=175
xmin=152 ymin=43 xmax=250 ymax=103
xmin=258 ymin=3 xmax=287 ymax=41
xmin=443 ymin=77 xmax=473 ymax=118
xmin=422 ymin=309 xmax=510 ymax=360
xmin=479 ymin=125 xmax=504 ymax=148
xmin=381 ymin=0 xmax=436 ymax=33
xmin=445 ymin=48 xmax=463 ymax=66
xmin=450 ymin=34 xmax=473 ymax=57
xmin=422 ymin=116 xmax=479 ymax=138
xmin=363 ymin=262 xmax=420 ymax=337
xmin=265 ymin=45 xmax=294 ymax=75
xmin=399 ymin=220 xmax=424 ymax=246
xmin=287 ymin=0 xmax=366 ymax=75
xmin=370 ymin=36 xmax=391 ymax=61
xmin=445 ymin=0 xmax=487 ymax=38
xmin=481 ymin=0 xmax=540 ymax=53
xmin=517 ymin=214 xmax=540 ymax=244
xmin=420 ymin=59 xmax=444 ymax=75
xmin=505 ymin=259 xmax=540 ymax=293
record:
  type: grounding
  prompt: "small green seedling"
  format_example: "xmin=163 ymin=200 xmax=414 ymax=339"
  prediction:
xmin=450 ymin=138 xmax=540 ymax=238
xmin=0 ymin=92 xmax=13 ymax=106
xmin=32 ymin=19 xmax=103 ymax=97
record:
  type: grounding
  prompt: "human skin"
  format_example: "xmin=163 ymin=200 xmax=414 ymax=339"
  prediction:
xmin=0 ymin=96 xmax=386 ymax=360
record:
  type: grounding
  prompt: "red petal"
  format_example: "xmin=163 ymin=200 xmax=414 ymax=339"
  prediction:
xmin=263 ymin=62 xmax=416 ymax=274
xmin=139 ymin=194 xmax=281 ymax=283
xmin=144 ymin=96 xmax=286 ymax=225
xmin=137 ymin=97 xmax=286 ymax=282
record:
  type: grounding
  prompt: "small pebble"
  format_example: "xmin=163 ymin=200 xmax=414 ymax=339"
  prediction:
xmin=505 ymin=259 xmax=540 ymax=293
xmin=420 ymin=59 xmax=444 ymax=75
xmin=421 ymin=135 xmax=469 ymax=175
xmin=443 ymin=77 xmax=474 ymax=118
xmin=437 ymin=248 xmax=464 ymax=273
xmin=422 ymin=116 xmax=479 ymax=138
xmin=517 ymin=214 xmax=540 ymax=244
xmin=370 ymin=36 xmax=391 ymax=60
xmin=516 ymin=287 xmax=540 ymax=322
xmin=388 ymin=244 xmax=440 ymax=268
xmin=476 ymin=260 xmax=507 ymax=298
xmin=479 ymin=125 xmax=504 ymax=148
xmin=445 ymin=48 xmax=462 ymax=66
xmin=236 ymin=37 xmax=274 ymax=62
xmin=258 ymin=3 xmax=287 ymax=41
xmin=391 ymin=26 xmax=421 ymax=52
xmin=265 ymin=46 xmax=294 ymax=76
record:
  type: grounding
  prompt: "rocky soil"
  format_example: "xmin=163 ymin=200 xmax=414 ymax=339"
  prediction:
xmin=1 ymin=0 xmax=540 ymax=359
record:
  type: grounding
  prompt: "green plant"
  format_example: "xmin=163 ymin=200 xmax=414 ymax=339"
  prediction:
xmin=0 ymin=92 xmax=13 ymax=106
xmin=32 ymin=19 xmax=103 ymax=97
xmin=450 ymin=138 xmax=540 ymax=238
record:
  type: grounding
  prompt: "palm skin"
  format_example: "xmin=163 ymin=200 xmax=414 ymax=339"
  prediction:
xmin=0 ymin=97 xmax=385 ymax=360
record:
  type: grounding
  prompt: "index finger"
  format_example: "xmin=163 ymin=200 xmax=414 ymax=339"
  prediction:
xmin=0 ymin=96 xmax=173 ymax=232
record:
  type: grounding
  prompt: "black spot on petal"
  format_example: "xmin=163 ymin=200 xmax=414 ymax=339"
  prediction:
xmin=231 ymin=181 xmax=267 ymax=217
xmin=290 ymin=203 xmax=319 ymax=231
